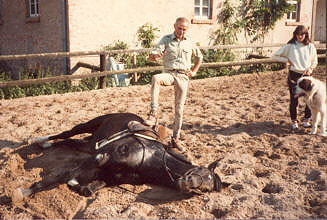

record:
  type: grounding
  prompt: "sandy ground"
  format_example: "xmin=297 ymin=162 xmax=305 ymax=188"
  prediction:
xmin=0 ymin=67 xmax=326 ymax=219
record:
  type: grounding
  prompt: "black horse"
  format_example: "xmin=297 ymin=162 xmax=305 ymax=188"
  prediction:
xmin=13 ymin=113 xmax=223 ymax=203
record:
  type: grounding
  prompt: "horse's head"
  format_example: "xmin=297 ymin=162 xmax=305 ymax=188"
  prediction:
xmin=176 ymin=160 xmax=222 ymax=193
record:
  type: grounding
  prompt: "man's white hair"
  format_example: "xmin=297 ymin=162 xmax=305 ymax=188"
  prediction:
xmin=175 ymin=17 xmax=189 ymax=24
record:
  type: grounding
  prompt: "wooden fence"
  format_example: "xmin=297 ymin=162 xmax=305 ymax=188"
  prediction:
xmin=0 ymin=44 xmax=326 ymax=89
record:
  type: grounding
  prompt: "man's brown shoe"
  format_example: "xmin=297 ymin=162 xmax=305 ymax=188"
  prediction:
xmin=144 ymin=109 xmax=158 ymax=126
xmin=171 ymin=137 xmax=187 ymax=153
xmin=169 ymin=137 xmax=196 ymax=163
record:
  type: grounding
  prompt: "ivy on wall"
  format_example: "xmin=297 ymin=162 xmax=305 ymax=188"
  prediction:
xmin=240 ymin=0 xmax=294 ymax=42
xmin=213 ymin=0 xmax=295 ymax=44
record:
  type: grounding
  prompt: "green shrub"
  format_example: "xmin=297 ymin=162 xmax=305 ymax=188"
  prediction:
xmin=0 ymin=70 xmax=99 ymax=99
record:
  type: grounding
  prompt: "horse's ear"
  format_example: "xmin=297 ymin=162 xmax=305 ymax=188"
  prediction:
xmin=208 ymin=159 xmax=224 ymax=191
xmin=208 ymin=159 xmax=221 ymax=171
xmin=213 ymin=174 xmax=223 ymax=192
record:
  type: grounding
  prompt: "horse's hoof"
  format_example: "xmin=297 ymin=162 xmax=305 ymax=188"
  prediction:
xmin=12 ymin=187 xmax=32 ymax=204
xmin=321 ymin=132 xmax=327 ymax=137
xmin=27 ymin=137 xmax=38 ymax=144
xmin=12 ymin=188 xmax=24 ymax=204
xmin=41 ymin=142 xmax=52 ymax=149
xmin=27 ymin=136 xmax=50 ymax=144
xmin=81 ymin=186 xmax=93 ymax=197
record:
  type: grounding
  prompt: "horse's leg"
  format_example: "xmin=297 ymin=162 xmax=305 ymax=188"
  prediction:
xmin=12 ymin=155 xmax=104 ymax=203
xmin=48 ymin=138 xmax=94 ymax=153
xmin=68 ymin=179 xmax=107 ymax=197
xmin=27 ymin=117 xmax=106 ymax=148
xmin=12 ymin=169 xmax=76 ymax=204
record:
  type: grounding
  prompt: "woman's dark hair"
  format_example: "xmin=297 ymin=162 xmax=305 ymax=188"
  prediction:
xmin=287 ymin=25 xmax=311 ymax=45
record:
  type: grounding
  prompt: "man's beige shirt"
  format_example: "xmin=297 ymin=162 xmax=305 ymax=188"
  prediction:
xmin=152 ymin=33 xmax=203 ymax=71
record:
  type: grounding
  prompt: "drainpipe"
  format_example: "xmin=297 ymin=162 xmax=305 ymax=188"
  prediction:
xmin=311 ymin=0 xmax=317 ymax=43
xmin=62 ymin=0 xmax=69 ymax=74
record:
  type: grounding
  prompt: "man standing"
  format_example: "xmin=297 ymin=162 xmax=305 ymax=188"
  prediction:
xmin=145 ymin=17 xmax=203 ymax=149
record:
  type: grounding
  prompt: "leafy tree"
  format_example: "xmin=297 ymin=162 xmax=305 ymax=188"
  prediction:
xmin=137 ymin=23 xmax=160 ymax=48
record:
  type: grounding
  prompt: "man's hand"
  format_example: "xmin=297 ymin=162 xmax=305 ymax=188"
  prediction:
xmin=149 ymin=51 xmax=166 ymax=62
xmin=185 ymin=70 xmax=196 ymax=78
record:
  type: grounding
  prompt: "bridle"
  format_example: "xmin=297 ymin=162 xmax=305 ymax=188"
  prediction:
xmin=94 ymin=123 xmax=194 ymax=185
xmin=93 ymin=121 xmax=215 ymax=193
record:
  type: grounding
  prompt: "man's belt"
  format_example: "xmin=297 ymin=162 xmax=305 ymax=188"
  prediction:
xmin=168 ymin=69 xmax=187 ymax=74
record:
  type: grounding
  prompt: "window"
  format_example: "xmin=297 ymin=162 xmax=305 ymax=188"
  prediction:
xmin=29 ymin=0 xmax=39 ymax=17
xmin=194 ymin=0 xmax=211 ymax=19
xmin=286 ymin=1 xmax=299 ymax=21
xmin=25 ymin=0 xmax=40 ymax=23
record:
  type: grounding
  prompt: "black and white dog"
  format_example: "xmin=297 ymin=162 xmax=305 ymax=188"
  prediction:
xmin=295 ymin=76 xmax=327 ymax=136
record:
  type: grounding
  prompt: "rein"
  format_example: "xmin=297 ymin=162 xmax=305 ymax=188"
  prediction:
xmin=94 ymin=125 xmax=188 ymax=184
xmin=133 ymin=135 xmax=183 ymax=184
xmin=94 ymin=122 xmax=204 ymax=189
xmin=163 ymin=150 xmax=180 ymax=183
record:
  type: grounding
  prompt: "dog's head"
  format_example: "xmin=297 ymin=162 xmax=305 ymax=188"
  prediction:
xmin=294 ymin=77 xmax=313 ymax=98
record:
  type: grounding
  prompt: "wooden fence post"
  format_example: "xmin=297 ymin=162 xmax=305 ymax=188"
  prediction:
xmin=99 ymin=54 xmax=106 ymax=89
xmin=283 ymin=63 xmax=288 ymax=72
xmin=132 ymin=53 xmax=138 ymax=83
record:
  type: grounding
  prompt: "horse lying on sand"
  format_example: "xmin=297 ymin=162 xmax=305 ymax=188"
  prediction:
xmin=13 ymin=113 xmax=224 ymax=203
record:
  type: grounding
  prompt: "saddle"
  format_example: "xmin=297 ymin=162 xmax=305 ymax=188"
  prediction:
xmin=95 ymin=121 xmax=163 ymax=150
xmin=95 ymin=120 xmax=192 ymax=165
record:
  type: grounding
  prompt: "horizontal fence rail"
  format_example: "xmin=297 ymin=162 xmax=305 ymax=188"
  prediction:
xmin=0 ymin=44 xmax=326 ymax=88
xmin=0 ymin=56 xmax=326 ymax=88
xmin=0 ymin=44 xmax=326 ymax=61
xmin=0 ymin=58 xmax=304 ymax=88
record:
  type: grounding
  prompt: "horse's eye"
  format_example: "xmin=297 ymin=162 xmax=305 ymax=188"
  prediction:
xmin=119 ymin=145 xmax=129 ymax=155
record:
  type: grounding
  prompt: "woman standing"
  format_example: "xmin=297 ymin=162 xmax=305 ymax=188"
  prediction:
xmin=273 ymin=25 xmax=318 ymax=130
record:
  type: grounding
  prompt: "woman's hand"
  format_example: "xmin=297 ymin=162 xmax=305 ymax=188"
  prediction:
xmin=304 ymin=68 xmax=312 ymax=76
xmin=288 ymin=59 xmax=294 ymax=67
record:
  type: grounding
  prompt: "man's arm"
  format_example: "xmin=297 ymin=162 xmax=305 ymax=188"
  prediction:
xmin=149 ymin=37 xmax=166 ymax=62
xmin=187 ymin=57 xmax=202 ymax=77
xmin=149 ymin=51 xmax=166 ymax=62
xmin=186 ymin=45 xmax=203 ymax=77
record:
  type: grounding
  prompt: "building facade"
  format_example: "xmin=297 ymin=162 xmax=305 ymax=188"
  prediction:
xmin=0 ymin=0 xmax=325 ymax=77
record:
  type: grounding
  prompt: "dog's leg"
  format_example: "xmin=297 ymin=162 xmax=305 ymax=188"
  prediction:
xmin=309 ymin=110 xmax=319 ymax=135
xmin=320 ymin=108 xmax=327 ymax=136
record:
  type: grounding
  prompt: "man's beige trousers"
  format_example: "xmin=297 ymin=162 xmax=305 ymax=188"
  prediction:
xmin=150 ymin=71 xmax=189 ymax=139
